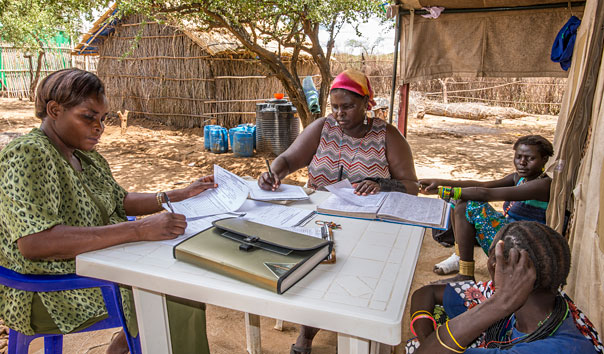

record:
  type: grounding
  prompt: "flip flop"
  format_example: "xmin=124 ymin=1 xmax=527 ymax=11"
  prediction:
xmin=291 ymin=344 xmax=312 ymax=354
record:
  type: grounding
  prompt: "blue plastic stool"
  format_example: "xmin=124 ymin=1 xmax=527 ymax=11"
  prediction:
xmin=0 ymin=266 xmax=141 ymax=354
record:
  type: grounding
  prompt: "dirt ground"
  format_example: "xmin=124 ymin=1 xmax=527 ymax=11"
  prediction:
xmin=0 ymin=98 xmax=556 ymax=353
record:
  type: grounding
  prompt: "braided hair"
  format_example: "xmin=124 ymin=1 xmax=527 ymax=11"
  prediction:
xmin=513 ymin=135 xmax=554 ymax=158
xmin=484 ymin=221 xmax=571 ymax=349
xmin=489 ymin=221 xmax=570 ymax=294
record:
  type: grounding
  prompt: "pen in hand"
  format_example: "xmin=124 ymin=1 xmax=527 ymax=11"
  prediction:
xmin=265 ymin=159 xmax=274 ymax=180
xmin=163 ymin=192 xmax=175 ymax=213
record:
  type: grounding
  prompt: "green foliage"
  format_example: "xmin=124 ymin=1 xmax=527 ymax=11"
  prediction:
xmin=117 ymin=0 xmax=382 ymax=53
xmin=0 ymin=0 xmax=110 ymax=50
xmin=114 ymin=0 xmax=384 ymax=125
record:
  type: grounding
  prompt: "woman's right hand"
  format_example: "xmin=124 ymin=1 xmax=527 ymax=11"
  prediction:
xmin=136 ymin=213 xmax=188 ymax=241
xmin=258 ymin=171 xmax=281 ymax=191
xmin=418 ymin=179 xmax=440 ymax=194
xmin=491 ymin=240 xmax=536 ymax=314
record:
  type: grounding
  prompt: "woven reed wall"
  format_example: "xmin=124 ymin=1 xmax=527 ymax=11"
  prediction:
xmin=0 ymin=43 xmax=96 ymax=99
xmin=96 ymin=16 xmax=317 ymax=129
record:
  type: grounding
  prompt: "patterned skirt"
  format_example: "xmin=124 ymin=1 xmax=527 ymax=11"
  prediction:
xmin=465 ymin=201 xmax=512 ymax=254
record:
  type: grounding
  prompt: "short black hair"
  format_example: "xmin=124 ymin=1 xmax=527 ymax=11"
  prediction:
xmin=513 ymin=135 xmax=554 ymax=158
xmin=35 ymin=68 xmax=105 ymax=119
xmin=489 ymin=221 xmax=570 ymax=294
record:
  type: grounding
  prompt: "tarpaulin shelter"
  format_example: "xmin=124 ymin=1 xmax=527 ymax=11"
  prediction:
xmin=392 ymin=0 xmax=604 ymax=334
xmin=547 ymin=0 xmax=604 ymax=333
xmin=389 ymin=0 xmax=584 ymax=134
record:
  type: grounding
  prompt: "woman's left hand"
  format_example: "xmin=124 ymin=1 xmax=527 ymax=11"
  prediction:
xmin=180 ymin=175 xmax=217 ymax=200
xmin=353 ymin=180 xmax=380 ymax=195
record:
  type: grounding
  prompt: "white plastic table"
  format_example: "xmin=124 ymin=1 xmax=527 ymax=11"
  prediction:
xmin=76 ymin=191 xmax=425 ymax=354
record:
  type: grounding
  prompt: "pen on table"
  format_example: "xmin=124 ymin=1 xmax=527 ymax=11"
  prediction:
xmin=163 ymin=192 xmax=175 ymax=213
xmin=265 ymin=159 xmax=274 ymax=180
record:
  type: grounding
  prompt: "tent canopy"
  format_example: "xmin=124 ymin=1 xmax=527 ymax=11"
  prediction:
xmin=396 ymin=1 xmax=584 ymax=82
xmin=397 ymin=0 xmax=581 ymax=10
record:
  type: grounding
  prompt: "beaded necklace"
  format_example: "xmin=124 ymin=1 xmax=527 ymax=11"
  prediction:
xmin=484 ymin=294 xmax=568 ymax=349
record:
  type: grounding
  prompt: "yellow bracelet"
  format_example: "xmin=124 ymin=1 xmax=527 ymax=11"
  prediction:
xmin=446 ymin=320 xmax=466 ymax=350
xmin=435 ymin=325 xmax=465 ymax=353
xmin=411 ymin=310 xmax=433 ymax=319
xmin=155 ymin=191 xmax=164 ymax=207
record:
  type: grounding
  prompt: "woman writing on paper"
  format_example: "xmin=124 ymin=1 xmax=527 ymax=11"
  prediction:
xmin=419 ymin=135 xmax=553 ymax=282
xmin=0 ymin=69 xmax=215 ymax=354
xmin=258 ymin=70 xmax=418 ymax=354
xmin=258 ymin=69 xmax=418 ymax=196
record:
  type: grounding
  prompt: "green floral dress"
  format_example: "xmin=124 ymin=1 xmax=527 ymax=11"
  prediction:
xmin=0 ymin=128 xmax=131 ymax=335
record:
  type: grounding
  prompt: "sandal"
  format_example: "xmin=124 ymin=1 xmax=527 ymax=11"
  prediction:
xmin=433 ymin=252 xmax=459 ymax=275
xmin=291 ymin=344 xmax=312 ymax=354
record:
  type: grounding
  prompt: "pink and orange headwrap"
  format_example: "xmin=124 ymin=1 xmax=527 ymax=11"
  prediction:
xmin=330 ymin=69 xmax=376 ymax=110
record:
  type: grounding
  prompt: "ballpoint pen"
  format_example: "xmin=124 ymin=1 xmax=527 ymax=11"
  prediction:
xmin=163 ymin=192 xmax=175 ymax=213
xmin=265 ymin=158 xmax=274 ymax=180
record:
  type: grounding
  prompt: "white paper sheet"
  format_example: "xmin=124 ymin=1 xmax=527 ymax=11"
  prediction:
xmin=281 ymin=226 xmax=323 ymax=238
xmin=160 ymin=213 xmax=234 ymax=246
xmin=161 ymin=200 xmax=317 ymax=246
xmin=317 ymin=194 xmax=381 ymax=215
xmin=247 ymin=181 xmax=309 ymax=201
xmin=237 ymin=200 xmax=316 ymax=227
xmin=165 ymin=165 xmax=250 ymax=218
xmin=324 ymin=179 xmax=386 ymax=207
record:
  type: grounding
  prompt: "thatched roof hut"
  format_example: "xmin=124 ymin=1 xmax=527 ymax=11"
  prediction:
xmin=73 ymin=6 xmax=317 ymax=128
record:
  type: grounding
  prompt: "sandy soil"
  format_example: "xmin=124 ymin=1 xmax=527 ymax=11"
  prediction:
xmin=0 ymin=98 xmax=556 ymax=353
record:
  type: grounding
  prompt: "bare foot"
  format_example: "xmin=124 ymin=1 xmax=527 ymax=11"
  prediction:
xmin=430 ymin=274 xmax=475 ymax=285
xmin=292 ymin=325 xmax=320 ymax=353
xmin=106 ymin=330 xmax=129 ymax=354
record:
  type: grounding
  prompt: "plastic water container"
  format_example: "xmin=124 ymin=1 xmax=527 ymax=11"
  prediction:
xmin=229 ymin=127 xmax=245 ymax=150
xmin=203 ymin=125 xmax=220 ymax=150
xmin=247 ymin=125 xmax=257 ymax=149
xmin=237 ymin=124 xmax=257 ymax=149
xmin=210 ymin=127 xmax=228 ymax=154
xmin=232 ymin=131 xmax=254 ymax=157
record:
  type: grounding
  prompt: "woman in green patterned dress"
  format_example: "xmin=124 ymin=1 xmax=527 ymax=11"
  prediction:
xmin=0 ymin=69 xmax=215 ymax=354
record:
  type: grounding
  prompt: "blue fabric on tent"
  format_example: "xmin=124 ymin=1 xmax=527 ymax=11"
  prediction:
xmin=551 ymin=16 xmax=581 ymax=71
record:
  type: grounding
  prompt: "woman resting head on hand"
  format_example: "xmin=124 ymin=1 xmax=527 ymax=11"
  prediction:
xmin=0 ymin=68 xmax=215 ymax=354
xmin=406 ymin=221 xmax=603 ymax=353
xmin=258 ymin=69 xmax=418 ymax=197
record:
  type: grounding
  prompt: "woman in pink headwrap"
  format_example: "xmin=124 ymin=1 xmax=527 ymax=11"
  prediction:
xmin=258 ymin=69 xmax=418 ymax=196
xmin=258 ymin=69 xmax=418 ymax=353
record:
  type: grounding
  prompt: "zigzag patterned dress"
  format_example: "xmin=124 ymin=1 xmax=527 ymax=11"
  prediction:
xmin=307 ymin=116 xmax=390 ymax=189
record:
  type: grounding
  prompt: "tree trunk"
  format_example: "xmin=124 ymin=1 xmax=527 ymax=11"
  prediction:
xmin=29 ymin=50 xmax=45 ymax=102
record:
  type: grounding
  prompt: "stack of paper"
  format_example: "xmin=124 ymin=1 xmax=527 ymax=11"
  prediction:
xmin=247 ymin=181 xmax=309 ymax=201
xmin=160 ymin=165 xmax=317 ymax=245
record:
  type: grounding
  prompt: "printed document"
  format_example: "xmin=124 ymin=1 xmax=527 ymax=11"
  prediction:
xmin=324 ymin=179 xmax=386 ymax=207
xmin=238 ymin=200 xmax=316 ymax=227
xmin=377 ymin=192 xmax=445 ymax=227
xmin=165 ymin=165 xmax=249 ymax=218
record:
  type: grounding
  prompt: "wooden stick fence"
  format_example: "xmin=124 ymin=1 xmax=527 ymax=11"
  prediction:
xmin=1 ymin=44 xmax=98 ymax=99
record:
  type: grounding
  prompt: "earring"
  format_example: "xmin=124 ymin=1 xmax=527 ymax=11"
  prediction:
xmin=363 ymin=116 xmax=367 ymax=125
